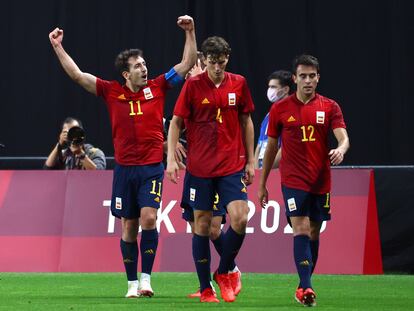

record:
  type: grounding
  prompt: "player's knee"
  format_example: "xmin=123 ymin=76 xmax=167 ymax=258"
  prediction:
xmin=195 ymin=221 xmax=210 ymax=236
xmin=240 ymin=215 xmax=248 ymax=228
xmin=310 ymin=222 xmax=322 ymax=239
xmin=239 ymin=217 xmax=248 ymax=231
xmin=209 ymin=226 xmax=221 ymax=240
xmin=194 ymin=215 xmax=211 ymax=235
xmin=141 ymin=215 xmax=157 ymax=229
xmin=194 ymin=212 xmax=212 ymax=235
xmin=293 ymin=225 xmax=311 ymax=236
xmin=122 ymin=221 xmax=138 ymax=241
xmin=231 ymin=215 xmax=247 ymax=233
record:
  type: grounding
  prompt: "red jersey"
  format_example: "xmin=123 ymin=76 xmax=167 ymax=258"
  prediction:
xmin=174 ymin=71 xmax=255 ymax=178
xmin=96 ymin=74 xmax=169 ymax=165
xmin=268 ymin=93 xmax=346 ymax=193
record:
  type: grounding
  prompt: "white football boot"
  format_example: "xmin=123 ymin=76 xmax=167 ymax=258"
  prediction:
xmin=138 ymin=274 xmax=154 ymax=297
xmin=125 ymin=280 xmax=139 ymax=298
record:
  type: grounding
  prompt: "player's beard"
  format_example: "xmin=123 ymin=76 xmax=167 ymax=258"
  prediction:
xmin=134 ymin=77 xmax=148 ymax=89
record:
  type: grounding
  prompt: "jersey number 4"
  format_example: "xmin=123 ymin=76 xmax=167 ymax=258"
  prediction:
xmin=216 ymin=108 xmax=223 ymax=123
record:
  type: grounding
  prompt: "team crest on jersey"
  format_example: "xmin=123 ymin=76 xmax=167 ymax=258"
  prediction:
xmin=316 ymin=111 xmax=325 ymax=124
xmin=228 ymin=93 xmax=236 ymax=106
xmin=115 ymin=197 xmax=122 ymax=210
xmin=190 ymin=188 xmax=196 ymax=201
xmin=143 ymin=87 xmax=153 ymax=100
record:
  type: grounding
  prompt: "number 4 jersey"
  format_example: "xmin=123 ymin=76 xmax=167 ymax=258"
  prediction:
xmin=174 ymin=71 xmax=255 ymax=178
xmin=96 ymin=75 xmax=169 ymax=166
xmin=268 ymin=93 xmax=346 ymax=194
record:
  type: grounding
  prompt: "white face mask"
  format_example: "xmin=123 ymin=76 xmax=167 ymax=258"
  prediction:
xmin=267 ymin=87 xmax=285 ymax=103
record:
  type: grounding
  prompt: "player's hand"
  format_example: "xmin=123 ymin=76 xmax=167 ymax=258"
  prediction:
xmin=329 ymin=148 xmax=345 ymax=166
xmin=257 ymin=185 xmax=269 ymax=209
xmin=243 ymin=162 xmax=255 ymax=185
xmin=186 ymin=59 xmax=204 ymax=79
xmin=177 ymin=15 xmax=194 ymax=32
xmin=166 ymin=160 xmax=180 ymax=184
xmin=174 ymin=142 xmax=187 ymax=163
xmin=177 ymin=161 xmax=186 ymax=170
xmin=49 ymin=28 xmax=64 ymax=48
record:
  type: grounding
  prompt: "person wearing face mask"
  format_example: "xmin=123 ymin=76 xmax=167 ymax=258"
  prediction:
xmin=254 ymin=70 xmax=293 ymax=169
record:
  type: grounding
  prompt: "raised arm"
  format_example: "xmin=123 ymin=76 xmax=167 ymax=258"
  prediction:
xmin=329 ymin=128 xmax=350 ymax=165
xmin=166 ymin=115 xmax=184 ymax=184
xmin=49 ymin=28 xmax=97 ymax=95
xmin=239 ymin=113 xmax=255 ymax=185
xmin=172 ymin=16 xmax=197 ymax=78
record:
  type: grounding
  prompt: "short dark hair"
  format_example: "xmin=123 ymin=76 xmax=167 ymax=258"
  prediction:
xmin=201 ymin=36 xmax=231 ymax=60
xmin=268 ymin=70 xmax=294 ymax=93
xmin=115 ymin=49 xmax=143 ymax=75
xmin=292 ymin=54 xmax=320 ymax=74
xmin=62 ymin=117 xmax=83 ymax=129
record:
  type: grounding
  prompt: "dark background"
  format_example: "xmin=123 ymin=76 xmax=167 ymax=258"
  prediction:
xmin=0 ymin=0 xmax=413 ymax=164
xmin=374 ymin=168 xmax=414 ymax=273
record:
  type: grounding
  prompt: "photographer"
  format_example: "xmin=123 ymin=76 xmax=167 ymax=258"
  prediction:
xmin=44 ymin=117 xmax=106 ymax=170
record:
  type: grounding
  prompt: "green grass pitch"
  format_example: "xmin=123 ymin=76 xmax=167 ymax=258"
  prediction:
xmin=1 ymin=273 xmax=413 ymax=310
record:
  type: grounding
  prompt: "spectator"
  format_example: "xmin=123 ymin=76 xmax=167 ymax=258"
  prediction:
xmin=255 ymin=70 xmax=293 ymax=169
xmin=44 ymin=117 xmax=106 ymax=170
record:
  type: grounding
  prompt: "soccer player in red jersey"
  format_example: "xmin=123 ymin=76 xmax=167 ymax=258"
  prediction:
xmin=180 ymin=53 xmax=241 ymax=300
xmin=48 ymin=16 xmax=197 ymax=298
xmin=258 ymin=54 xmax=350 ymax=307
xmin=166 ymin=36 xmax=255 ymax=303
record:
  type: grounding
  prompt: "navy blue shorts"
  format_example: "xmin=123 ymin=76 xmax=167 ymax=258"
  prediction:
xmin=111 ymin=163 xmax=164 ymax=219
xmin=181 ymin=170 xmax=248 ymax=214
xmin=180 ymin=171 xmax=226 ymax=223
xmin=281 ymin=185 xmax=331 ymax=224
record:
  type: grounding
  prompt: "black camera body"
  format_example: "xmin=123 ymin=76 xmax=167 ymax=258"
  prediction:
xmin=67 ymin=126 xmax=86 ymax=146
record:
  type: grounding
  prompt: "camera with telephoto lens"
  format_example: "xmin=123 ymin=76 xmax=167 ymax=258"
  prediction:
xmin=67 ymin=126 xmax=86 ymax=146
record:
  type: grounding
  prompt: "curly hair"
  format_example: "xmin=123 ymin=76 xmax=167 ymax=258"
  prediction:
xmin=200 ymin=36 xmax=231 ymax=60
xmin=114 ymin=49 xmax=143 ymax=75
